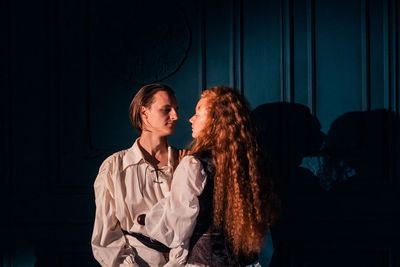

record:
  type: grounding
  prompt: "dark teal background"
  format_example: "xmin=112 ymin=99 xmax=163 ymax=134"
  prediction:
xmin=1 ymin=0 xmax=400 ymax=266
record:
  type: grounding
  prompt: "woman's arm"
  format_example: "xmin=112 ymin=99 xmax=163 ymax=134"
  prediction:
xmin=145 ymin=156 xmax=207 ymax=265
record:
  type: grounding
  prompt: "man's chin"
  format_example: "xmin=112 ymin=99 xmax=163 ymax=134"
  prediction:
xmin=165 ymin=128 xmax=175 ymax=135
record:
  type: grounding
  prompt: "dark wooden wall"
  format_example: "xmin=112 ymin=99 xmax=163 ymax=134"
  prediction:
xmin=2 ymin=0 xmax=400 ymax=266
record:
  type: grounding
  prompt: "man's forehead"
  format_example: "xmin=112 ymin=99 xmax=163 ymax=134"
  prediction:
xmin=152 ymin=91 xmax=176 ymax=104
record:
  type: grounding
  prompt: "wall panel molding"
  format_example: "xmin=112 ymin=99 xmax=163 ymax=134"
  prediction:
xmin=232 ymin=0 xmax=243 ymax=94
xmin=383 ymin=0 xmax=391 ymax=110
xmin=232 ymin=0 xmax=244 ymax=94
xmin=306 ymin=0 xmax=316 ymax=115
xmin=281 ymin=0 xmax=294 ymax=103
xmin=389 ymin=0 xmax=399 ymax=114
xmin=383 ymin=0 xmax=399 ymax=113
xmin=361 ymin=0 xmax=371 ymax=111
xmin=385 ymin=0 xmax=398 ymax=185
xmin=397 ymin=0 xmax=400 ymax=116
xmin=4 ymin=0 xmax=12 ymax=195
xmin=54 ymin=0 xmax=61 ymax=188
xmin=85 ymin=0 xmax=93 ymax=152
xmin=199 ymin=0 xmax=207 ymax=92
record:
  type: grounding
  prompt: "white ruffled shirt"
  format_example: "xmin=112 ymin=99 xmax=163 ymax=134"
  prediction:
xmin=145 ymin=156 xmax=208 ymax=266
xmin=145 ymin=156 xmax=275 ymax=267
xmin=91 ymin=139 xmax=176 ymax=267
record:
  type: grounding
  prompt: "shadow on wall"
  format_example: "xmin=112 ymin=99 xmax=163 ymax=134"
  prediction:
xmin=252 ymin=103 xmax=400 ymax=266
xmin=252 ymin=102 xmax=325 ymax=194
xmin=252 ymin=102 xmax=400 ymax=192
xmin=322 ymin=110 xmax=400 ymax=189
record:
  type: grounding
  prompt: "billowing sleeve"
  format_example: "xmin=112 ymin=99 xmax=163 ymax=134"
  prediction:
xmin=145 ymin=156 xmax=207 ymax=265
xmin=91 ymin=160 xmax=137 ymax=267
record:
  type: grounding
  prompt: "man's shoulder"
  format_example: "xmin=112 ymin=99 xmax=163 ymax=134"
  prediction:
xmin=98 ymin=148 xmax=131 ymax=172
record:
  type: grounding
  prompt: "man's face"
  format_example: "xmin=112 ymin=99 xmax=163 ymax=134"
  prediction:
xmin=141 ymin=91 xmax=178 ymax=136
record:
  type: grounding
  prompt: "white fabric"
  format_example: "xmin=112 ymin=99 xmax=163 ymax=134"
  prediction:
xmin=91 ymin=139 xmax=175 ymax=267
xmin=145 ymin=156 xmax=208 ymax=266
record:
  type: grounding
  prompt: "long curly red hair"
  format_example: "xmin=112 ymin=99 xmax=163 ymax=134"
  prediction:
xmin=190 ymin=86 xmax=280 ymax=258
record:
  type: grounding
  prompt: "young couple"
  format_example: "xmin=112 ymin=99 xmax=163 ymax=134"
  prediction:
xmin=91 ymin=84 xmax=279 ymax=267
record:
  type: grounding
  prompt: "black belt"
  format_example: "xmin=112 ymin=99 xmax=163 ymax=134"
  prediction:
xmin=122 ymin=230 xmax=171 ymax=253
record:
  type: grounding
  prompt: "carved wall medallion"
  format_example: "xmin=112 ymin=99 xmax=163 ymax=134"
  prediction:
xmin=92 ymin=1 xmax=191 ymax=85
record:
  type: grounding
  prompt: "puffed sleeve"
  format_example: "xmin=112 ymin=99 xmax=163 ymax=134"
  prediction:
xmin=91 ymin=160 xmax=137 ymax=267
xmin=145 ymin=156 xmax=207 ymax=266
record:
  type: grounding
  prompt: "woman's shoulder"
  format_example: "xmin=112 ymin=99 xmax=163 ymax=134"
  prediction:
xmin=179 ymin=155 xmax=201 ymax=167
xmin=176 ymin=155 xmax=213 ymax=181
xmin=173 ymin=155 xmax=208 ymax=194
xmin=175 ymin=155 xmax=208 ymax=177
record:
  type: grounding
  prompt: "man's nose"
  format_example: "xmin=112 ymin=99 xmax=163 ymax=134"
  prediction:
xmin=170 ymin=109 xmax=178 ymax=121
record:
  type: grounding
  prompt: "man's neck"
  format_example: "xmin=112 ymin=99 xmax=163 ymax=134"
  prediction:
xmin=138 ymin=132 xmax=168 ymax=166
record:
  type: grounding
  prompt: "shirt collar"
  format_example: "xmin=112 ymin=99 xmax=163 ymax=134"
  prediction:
xmin=122 ymin=139 xmax=144 ymax=171
xmin=122 ymin=138 xmax=173 ymax=171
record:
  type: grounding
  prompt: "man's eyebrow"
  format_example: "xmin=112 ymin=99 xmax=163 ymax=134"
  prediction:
xmin=160 ymin=104 xmax=178 ymax=109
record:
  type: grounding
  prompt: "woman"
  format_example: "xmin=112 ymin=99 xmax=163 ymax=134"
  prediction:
xmin=145 ymin=86 xmax=280 ymax=266
xmin=91 ymin=83 xmax=179 ymax=266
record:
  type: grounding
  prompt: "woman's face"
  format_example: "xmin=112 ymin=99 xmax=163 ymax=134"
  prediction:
xmin=141 ymin=91 xmax=178 ymax=136
xmin=189 ymin=97 xmax=209 ymax=138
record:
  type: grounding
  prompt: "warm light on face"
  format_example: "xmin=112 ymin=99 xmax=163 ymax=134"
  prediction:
xmin=189 ymin=97 xmax=209 ymax=138
xmin=141 ymin=91 xmax=178 ymax=136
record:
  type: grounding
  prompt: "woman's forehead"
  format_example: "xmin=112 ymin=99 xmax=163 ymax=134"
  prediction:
xmin=195 ymin=98 xmax=210 ymax=114
xmin=197 ymin=97 xmax=208 ymax=107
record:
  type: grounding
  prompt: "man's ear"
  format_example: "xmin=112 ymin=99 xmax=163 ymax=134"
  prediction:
xmin=141 ymin=106 xmax=148 ymax=119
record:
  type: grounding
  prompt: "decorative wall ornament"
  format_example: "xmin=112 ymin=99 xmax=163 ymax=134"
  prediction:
xmin=92 ymin=1 xmax=191 ymax=85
